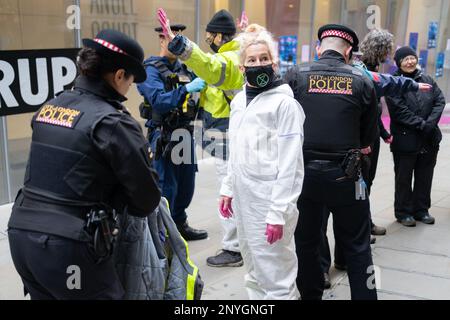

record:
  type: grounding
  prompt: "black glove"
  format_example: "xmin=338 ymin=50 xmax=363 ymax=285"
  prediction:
xmin=422 ymin=121 xmax=436 ymax=135
xmin=168 ymin=34 xmax=188 ymax=56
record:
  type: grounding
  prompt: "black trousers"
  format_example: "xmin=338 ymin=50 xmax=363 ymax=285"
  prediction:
xmin=8 ymin=228 xmax=124 ymax=300
xmin=320 ymin=138 xmax=380 ymax=273
xmin=367 ymin=137 xmax=381 ymax=193
xmin=295 ymin=162 xmax=377 ymax=300
xmin=393 ymin=149 xmax=438 ymax=220
xmin=320 ymin=209 xmax=346 ymax=272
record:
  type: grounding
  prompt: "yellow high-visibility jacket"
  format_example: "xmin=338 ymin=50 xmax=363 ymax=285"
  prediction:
xmin=179 ymin=39 xmax=244 ymax=130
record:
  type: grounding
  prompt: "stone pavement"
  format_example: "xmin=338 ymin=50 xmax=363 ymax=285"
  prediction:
xmin=1 ymin=131 xmax=450 ymax=300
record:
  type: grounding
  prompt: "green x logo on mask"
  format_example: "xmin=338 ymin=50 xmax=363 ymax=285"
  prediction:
xmin=256 ymin=73 xmax=270 ymax=87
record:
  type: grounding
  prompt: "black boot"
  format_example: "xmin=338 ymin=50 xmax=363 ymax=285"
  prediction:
xmin=415 ymin=213 xmax=435 ymax=225
xmin=177 ymin=221 xmax=208 ymax=241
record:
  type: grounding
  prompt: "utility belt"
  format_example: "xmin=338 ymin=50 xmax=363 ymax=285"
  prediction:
xmin=151 ymin=122 xmax=194 ymax=161
xmin=84 ymin=207 xmax=119 ymax=264
xmin=16 ymin=195 xmax=119 ymax=264
xmin=306 ymin=149 xmax=371 ymax=201
xmin=304 ymin=150 xmax=347 ymax=163
xmin=140 ymin=97 xmax=198 ymax=127
xmin=305 ymin=149 xmax=370 ymax=182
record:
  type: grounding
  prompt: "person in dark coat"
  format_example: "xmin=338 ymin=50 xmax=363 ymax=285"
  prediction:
xmin=319 ymin=30 xmax=433 ymax=289
xmin=8 ymin=29 xmax=161 ymax=300
xmin=386 ymin=46 xmax=446 ymax=227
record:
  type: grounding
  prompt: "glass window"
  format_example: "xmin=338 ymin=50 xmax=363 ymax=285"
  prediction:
xmin=0 ymin=0 xmax=76 ymax=203
xmin=246 ymin=0 xmax=338 ymax=65
xmin=342 ymin=0 xmax=390 ymax=38
xmin=405 ymin=0 xmax=449 ymax=98
xmin=437 ymin=2 xmax=450 ymax=98
xmin=79 ymin=0 xmax=197 ymax=122
xmin=0 ymin=120 xmax=8 ymax=204
xmin=199 ymin=0 xmax=243 ymax=52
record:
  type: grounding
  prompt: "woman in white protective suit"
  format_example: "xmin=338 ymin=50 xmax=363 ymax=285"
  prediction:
xmin=219 ymin=25 xmax=305 ymax=300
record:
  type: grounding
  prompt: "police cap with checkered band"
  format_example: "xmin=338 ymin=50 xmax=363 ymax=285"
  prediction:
xmin=318 ymin=24 xmax=360 ymax=52
xmin=82 ymin=29 xmax=146 ymax=83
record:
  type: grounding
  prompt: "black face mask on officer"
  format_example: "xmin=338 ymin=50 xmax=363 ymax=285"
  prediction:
xmin=244 ymin=64 xmax=276 ymax=89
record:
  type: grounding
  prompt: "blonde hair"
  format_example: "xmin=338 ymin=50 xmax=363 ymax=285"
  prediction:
xmin=244 ymin=24 xmax=267 ymax=33
xmin=237 ymin=24 xmax=279 ymax=64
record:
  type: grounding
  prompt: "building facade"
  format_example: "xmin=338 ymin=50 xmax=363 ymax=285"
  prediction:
xmin=0 ymin=0 xmax=449 ymax=205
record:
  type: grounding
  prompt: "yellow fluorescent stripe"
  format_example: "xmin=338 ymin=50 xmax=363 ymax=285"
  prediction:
xmin=165 ymin=197 xmax=199 ymax=300
xmin=182 ymin=236 xmax=199 ymax=300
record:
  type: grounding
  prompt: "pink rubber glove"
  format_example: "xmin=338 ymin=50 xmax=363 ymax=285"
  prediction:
xmin=236 ymin=11 xmax=249 ymax=31
xmin=265 ymin=224 xmax=283 ymax=245
xmin=219 ymin=196 xmax=233 ymax=219
xmin=157 ymin=8 xmax=175 ymax=41
xmin=418 ymin=83 xmax=432 ymax=92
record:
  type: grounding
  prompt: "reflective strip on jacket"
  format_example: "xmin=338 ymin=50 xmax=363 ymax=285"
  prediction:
xmin=181 ymin=39 xmax=244 ymax=122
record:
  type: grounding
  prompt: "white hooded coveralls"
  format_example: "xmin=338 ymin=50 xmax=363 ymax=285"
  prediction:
xmin=220 ymin=83 xmax=305 ymax=300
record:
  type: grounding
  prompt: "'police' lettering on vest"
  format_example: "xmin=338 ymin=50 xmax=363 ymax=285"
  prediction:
xmin=35 ymin=104 xmax=83 ymax=129
xmin=308 ymin=75 xmax=353 ymax=95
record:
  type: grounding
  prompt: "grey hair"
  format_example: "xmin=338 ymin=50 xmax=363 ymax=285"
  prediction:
xmin=319 ymin=37 xmax=351 ymax=55
xmin=360 ymin=29 xmax=394 ymax=67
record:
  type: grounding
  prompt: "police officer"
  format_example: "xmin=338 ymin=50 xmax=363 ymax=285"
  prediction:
xmin=137 ymin=24 xmax=207 ymax=241
xmin=7 ymin=29 xmax=161 ymax=300
xmin=160 ymin=9 xmax=244 ymax=267
xmin=285 ymin=24 xmax=379 ymax=300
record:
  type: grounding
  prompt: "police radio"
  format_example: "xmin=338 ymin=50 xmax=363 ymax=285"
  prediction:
xmin=85 ymin=208 xmax=119 ymax=264
xmin=139 ymin=101 xmax=152 ymax=120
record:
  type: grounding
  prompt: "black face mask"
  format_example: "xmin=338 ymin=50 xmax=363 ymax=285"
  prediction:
xmin=244 ymin=64 xmax=275 ymax=89
xmin=210 ymin=43 xmax=220 ymax=53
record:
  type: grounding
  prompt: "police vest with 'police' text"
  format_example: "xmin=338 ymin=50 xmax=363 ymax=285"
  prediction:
xmin=292 ymin=61 xmax=369 ymax=153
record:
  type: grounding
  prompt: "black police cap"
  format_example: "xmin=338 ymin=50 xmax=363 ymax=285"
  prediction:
xmin=318 ymin=24 xmax=360 ymax=52
xmin=154 ymin=24 xmax=186 ymax=33
xmin=82 ymin=29 xmax=146 ymax=83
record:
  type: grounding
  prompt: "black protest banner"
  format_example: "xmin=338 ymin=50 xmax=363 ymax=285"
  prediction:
xmin=0 ymin=48 xmax=80 ymax=117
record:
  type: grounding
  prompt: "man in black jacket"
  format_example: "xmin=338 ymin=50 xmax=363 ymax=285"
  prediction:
xmin=285 ymin=24 xmax=379 ymax=300
xmin=386 ymin=46 xmax=446 ymax=227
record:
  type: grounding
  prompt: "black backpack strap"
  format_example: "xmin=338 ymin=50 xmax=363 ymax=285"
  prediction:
xmin=221 ymin=90 xmax=232 ymax=106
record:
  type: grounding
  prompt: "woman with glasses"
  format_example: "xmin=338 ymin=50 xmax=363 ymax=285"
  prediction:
xmin=386 ymin=46 xmax=446 ymax=227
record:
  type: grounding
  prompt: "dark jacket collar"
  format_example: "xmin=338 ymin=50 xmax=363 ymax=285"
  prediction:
xmin=161 ymin=56 xmax=182 ymax=71
xmin=394 ymin=68 xmax=422 ymax=80
xmin=146 ymin=56 xmax=182 ymax=72
xmin=74 ymin=75 xmax=128 ymax=105
xmin=319 ymin=50 xmax=347 ymax=64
